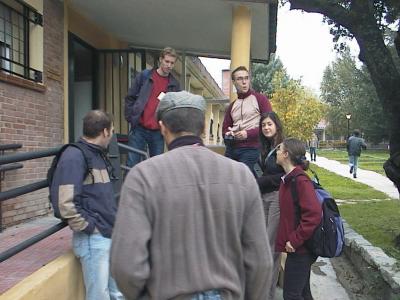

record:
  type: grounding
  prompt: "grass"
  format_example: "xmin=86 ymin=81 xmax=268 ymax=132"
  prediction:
xmin=317 ymin=149 xmax=389 ymax=175
xmin=307 ymin=164 xmax=389 ymax=200
xmin=307 ymin=161 xmax=400 ymax=261
xmin=340 ymin=201 xmax=400 ymax=261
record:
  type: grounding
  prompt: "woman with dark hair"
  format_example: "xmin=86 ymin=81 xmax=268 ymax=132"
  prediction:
xmin=256 ymin=111 xmax=285 ymax=300
xmin=275 ymin=138 xmax=322 ymax=300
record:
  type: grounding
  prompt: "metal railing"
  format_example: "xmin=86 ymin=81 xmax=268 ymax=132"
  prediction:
xmin=0 ymin=137 xmax=147 ymax=263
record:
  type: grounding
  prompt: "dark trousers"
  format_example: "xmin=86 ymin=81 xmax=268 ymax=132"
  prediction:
xmin=283 ymin=252 xmax=317 ymax=300
xmin=224 ymin=146 xmax=259 ymax=177
xmin=309 ymin=147 xmax=316 ymax=161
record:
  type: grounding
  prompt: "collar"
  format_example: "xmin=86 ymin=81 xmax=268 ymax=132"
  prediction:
xmin=79 ymin=137 xmax=107 ymax=154
xmin=168 ymin=135 xmax=204 ymax=151
xmin=237 ymin=89 xmax=252 ymax=99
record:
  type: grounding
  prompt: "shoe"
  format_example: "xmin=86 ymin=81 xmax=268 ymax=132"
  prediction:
xmin=350 ymin=166 xmax=354 ymax=174
xmin=353 ymin=174 xmax=357 ymax=178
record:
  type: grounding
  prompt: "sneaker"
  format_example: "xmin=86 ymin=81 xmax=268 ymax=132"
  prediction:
xmin=353 ymin=174 xmax=357 ymax=178
xmin=350 ymin=166 xmax=354 ymax=174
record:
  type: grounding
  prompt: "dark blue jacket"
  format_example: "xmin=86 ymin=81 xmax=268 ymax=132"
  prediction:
xmin=347 ymin=136 xmax=367 ymax=156
xmin=124 ymin=69 xmax=181 ymax=128
xmin=256 ymin=148 xmax=285 ymax=194
xmin=50 ymin=139 xmax=117 ymax=238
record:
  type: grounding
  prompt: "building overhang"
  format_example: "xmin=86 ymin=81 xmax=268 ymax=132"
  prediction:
xmin=68 ymin=0 xmax=278 ymax=62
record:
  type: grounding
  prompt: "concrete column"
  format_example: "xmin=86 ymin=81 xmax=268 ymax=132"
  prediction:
xmin=212 ymin=105 xmax=220 ymax=145
xmin=230 ymin=5 xmax=251 ymax=102
xmin=180 ymin=52 xmax=187 ymax=90
xmin=204 ymin=104 xmax=213 ymax=144
xmin=186 ymin=74 xmax=191 ymax=93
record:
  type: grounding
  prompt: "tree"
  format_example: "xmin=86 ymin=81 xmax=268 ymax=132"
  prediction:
xmin=251 ymin=55 xmax=290 ymax=96
xmin=321 ymin=50 xmax=389 ymax=143
xmin=284 ymin=0 xmax=400 ymax=185
xmin=271 ymin=72 xmax=326 ymax=141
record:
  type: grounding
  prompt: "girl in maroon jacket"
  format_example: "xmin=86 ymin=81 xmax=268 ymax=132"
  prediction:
xmin=275 ymin=138 xmax=322 ymax=300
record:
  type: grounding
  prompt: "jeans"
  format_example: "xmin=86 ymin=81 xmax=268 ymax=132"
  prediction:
xmin=225 ymin=146 xmax=260 ymax=177
xmin=349 ymin=155 xmax=359 ymax=175
xmin=191 ymin=290 xmax=222 ymax=300
xmin=262 ymin=191 xmax=281 ymax=300
xmin=127 ymin=125 xmax=164 ymax=168
xmin=73 ymin=232 xmax=124 ymax=300
xmin=283 ymin=252 xmax=317 ymax=300
xmin=309 ymin=147 xmax=316 ymax=161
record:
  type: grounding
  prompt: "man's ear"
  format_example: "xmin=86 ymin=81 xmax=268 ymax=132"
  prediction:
xmin=159 ymin=120 xmax=167 ymax=136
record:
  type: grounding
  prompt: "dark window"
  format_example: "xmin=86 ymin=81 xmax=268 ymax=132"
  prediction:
xmin=0 ymin=0 xmax=43 ymax=82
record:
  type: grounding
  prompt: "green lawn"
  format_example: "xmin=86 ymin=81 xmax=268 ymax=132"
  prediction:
xmin=308 ymin=162 xmax=400 ymax=261
xmin=316 ymin=149 xmax=389 ymax=175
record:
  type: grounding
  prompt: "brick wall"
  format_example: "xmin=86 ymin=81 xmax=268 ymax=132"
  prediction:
xmin=0 ymin=0 xmax=64 ymax=228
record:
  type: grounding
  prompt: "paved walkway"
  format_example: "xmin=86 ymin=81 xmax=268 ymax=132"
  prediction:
xmin=308 ymin=153 xmax=399 ymax=199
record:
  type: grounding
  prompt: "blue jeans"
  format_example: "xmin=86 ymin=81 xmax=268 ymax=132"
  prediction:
xmin=191 ymin=290 xmax=222 ymax=300
xmin=72 ymin=232 xmax=124 ymax=300
xmin=127 ymin=125 xmax=165 ymax=167
xmin=309 ymin=147 xmax=317 ymax=161
xmin=349 ymin=155 xmax=359 ymax=175
xmin=225 ymin=146 xmax=260 ymax=177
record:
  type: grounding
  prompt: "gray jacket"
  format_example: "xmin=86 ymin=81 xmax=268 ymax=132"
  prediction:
xmin=124 ymin=69 xmax=180 ymax=128
xmin=111 ymin=144 xmax=272 ymax=300
xmin=347 ymin=136 xmax=367 ymax=156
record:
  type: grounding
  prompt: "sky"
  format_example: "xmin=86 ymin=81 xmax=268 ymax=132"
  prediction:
xmin=200 ymin=4 xmax=359 ymax=94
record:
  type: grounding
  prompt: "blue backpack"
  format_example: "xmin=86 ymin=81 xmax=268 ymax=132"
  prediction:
xmin=290 ymin=171 xmax=345 ymax=258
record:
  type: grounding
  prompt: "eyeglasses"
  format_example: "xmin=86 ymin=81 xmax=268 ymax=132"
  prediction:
xmin=235 ymin=76 xmax=249 ymax=82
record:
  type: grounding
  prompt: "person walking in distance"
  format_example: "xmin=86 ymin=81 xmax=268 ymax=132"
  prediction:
xmin=309 ymin=133 xmax=318 ymax=162
xmin=124 ymin=47 xmax=181 ymax=168
xmin=347 ymin=129 xmax=367 ymax=178
xmin=111 ymin=91 xmax=273 ymax=300
xmin=222 ymin=66 xmax=272 ymax=176
xmin=50 ymin=110 xmax=124 ymax=300
xmin=256 ymin=112 xmax=286 ymax=300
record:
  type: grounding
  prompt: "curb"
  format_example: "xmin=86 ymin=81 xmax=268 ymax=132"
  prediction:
xmin=343 ymin=221 xmax=400 ymax=299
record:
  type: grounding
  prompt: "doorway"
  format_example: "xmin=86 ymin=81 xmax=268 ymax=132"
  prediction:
xmin=68 ymin=34 xmax=96 ymax=142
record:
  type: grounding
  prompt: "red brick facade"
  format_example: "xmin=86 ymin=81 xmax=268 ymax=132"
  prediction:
xmin=0 ymin=0 xmax=64 ymax=228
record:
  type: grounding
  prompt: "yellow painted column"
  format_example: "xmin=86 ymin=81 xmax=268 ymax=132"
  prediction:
xmin=230 ymin=5 xmax=251 ymax=102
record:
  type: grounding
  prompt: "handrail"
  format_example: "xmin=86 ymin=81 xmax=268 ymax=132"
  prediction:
xmin=0 ymin=144 xmax=22 ymax=151
xmin=0 ymin=222 xmax=67 ymax=263
xmin=0 ymin=147 xmax=61 ymax=165
xmin=0 ymin=139 xmax=145 ymax=262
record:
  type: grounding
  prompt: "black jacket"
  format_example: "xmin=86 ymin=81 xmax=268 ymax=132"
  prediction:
xmin=256 ymin=148 xmax=285 ymax=194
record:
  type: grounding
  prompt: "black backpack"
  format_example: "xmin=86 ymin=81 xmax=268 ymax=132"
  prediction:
xmin=291 ymin=172 xmax=345 ymax=258
xmin=47 ymin=143 xmax=93 ymax=219
xmin=383 ymin=151 xmax=400 ymax=188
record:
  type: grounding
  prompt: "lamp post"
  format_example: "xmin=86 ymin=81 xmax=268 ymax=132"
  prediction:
xmin=345 ymin=113 xmax=352 ymax=139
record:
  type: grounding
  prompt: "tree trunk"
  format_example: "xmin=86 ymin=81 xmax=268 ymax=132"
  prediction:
xmin=288 ymin=0 xmax=400 ymax=155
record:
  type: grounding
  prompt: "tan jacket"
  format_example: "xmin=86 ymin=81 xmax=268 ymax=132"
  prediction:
xmin=111 ymin=145 xmax=273 ymax=300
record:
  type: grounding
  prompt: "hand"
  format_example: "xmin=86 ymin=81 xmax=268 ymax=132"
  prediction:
xmin=285 ymin=241 xmax=296 ymax=253
xmin=234 ymin=130 xmax=248 ymax=140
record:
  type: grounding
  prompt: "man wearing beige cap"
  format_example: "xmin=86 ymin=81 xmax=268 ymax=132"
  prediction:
xmin=111 ymin=91 xmax=273 ymax=300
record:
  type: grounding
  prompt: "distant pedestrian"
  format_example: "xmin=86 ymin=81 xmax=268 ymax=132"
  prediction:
xmin=309 ymin=133 xmax=318 ymax=161
xmin=275 ymin=138 xmax=322 ymax=300
xmin=111 ymin=91 xmax=273 ymax=300
xmin=256 ymin=111 xmax=285 ymax=300
xmin=347 ymin=129 xmax=367 ymax=178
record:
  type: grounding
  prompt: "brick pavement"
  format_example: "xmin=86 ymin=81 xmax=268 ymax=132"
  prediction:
xmin=0 ymin=216 xmax=72 ymax=294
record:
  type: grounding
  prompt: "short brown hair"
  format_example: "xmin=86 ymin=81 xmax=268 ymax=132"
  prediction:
xmin=160 ymin=47 xmax=177 ymax=59
xmin=83 ymin=110 xmax=113 ymax=138
xmin=231 ymin=65 xmax=249 ymax=80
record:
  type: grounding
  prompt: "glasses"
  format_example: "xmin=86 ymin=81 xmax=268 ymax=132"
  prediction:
xmin=235 ymin=76 xmax=249 ymax=82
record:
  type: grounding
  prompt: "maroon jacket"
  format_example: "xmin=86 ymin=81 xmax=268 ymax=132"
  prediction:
xmin=275 ymin=167 xmax=322 ymax=254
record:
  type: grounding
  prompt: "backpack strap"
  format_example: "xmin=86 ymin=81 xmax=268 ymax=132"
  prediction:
xmin=69 ymin=142 xmax=94 ymax=183
xmin=290 ymin=174 xmax=304 ymax=226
